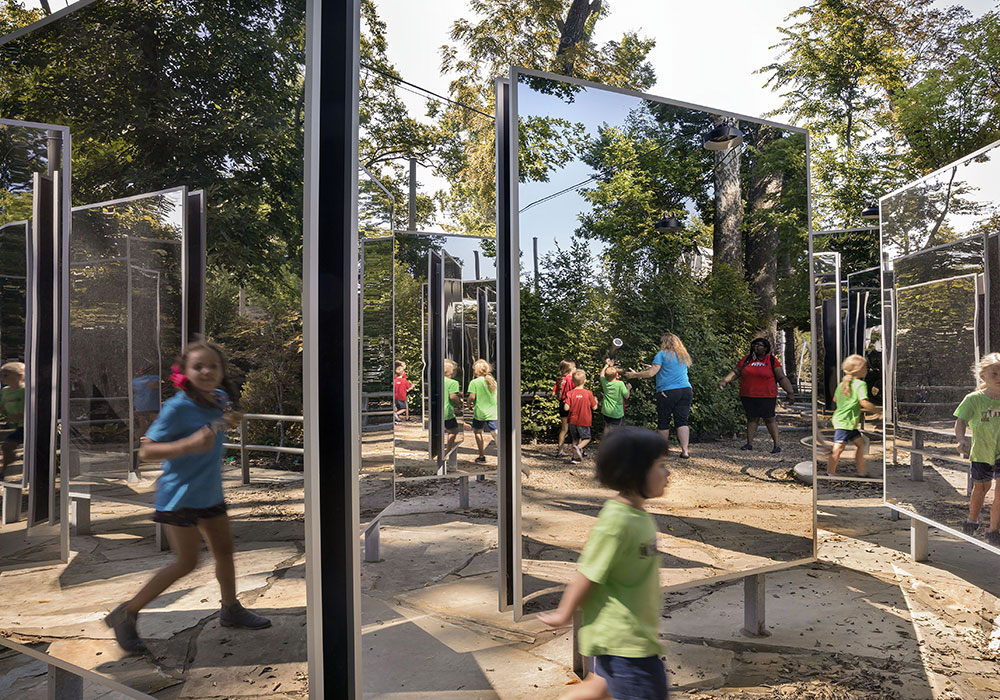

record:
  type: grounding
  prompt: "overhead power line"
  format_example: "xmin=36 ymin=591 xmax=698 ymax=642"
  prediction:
xmin=360 ymin=62 xmax=495 ymax=120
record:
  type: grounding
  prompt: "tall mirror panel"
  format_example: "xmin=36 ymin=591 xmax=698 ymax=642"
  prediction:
xmin=883 ymin=138 xmax=1000 ymax=550
xmin=512 ymin=69 xmax=815 ymax=614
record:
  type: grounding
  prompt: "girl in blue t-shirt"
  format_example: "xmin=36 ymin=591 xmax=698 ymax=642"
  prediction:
xmin=626 ymin=332 xmax=694 ymax=458
xmin=106 ymin=339 xmax=270 ymax=654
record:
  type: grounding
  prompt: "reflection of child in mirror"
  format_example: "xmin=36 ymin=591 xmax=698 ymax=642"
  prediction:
xmin=827 ymin=355 xmax=877 ymax=477
xmin=954 ymin=352 xmax=1000 ymax=545
xmin=599 ymin=359 xmax=630 ymax=432
xmin=565 ymin=370 xmax=598 ymax=464
xmin=540 ymin=427 xmax=670 ymax=700
xmin=467 ymin=359 xmax=497 ymax=464
xmin=554 ymin=360 xmax=576 ymax=458
xmin=394 ymin=363 xmax=413 ymax=423
xmin=443 ymin=358 xmax=464 ymax=469
xmin=0 ymin=362 xmax=25 ymax=481
xmin=106 ymin=339 xmax=270 ymax=656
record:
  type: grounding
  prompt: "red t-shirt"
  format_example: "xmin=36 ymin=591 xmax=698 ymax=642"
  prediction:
xmin=738 ymin=354 xmax=780 ymax=398
xmin=565 ymin=387 xmax=597 ymax=427
xmin=394 ymin=376 xmax=412 ymax=401
xmin=553 ymin=374 xmax=574 ymax=402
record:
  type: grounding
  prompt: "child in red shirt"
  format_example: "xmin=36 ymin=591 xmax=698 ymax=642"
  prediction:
xmin=553 ymin=360 xmax=576 ymax=457
xmin=393 ymin=363 xmax=412 ymax=422
xmin=564 ymin=369 xmax=598 ymax=464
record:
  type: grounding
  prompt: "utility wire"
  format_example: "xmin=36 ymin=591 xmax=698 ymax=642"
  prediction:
xmin=360 ymin=62 xmax=495 ymax=120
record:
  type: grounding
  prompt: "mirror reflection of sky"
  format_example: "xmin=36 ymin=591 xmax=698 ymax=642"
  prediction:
xmin=517 ymin=79 xmax=641 ymax=272
xmin=882 ymin=140 xmax=1000 ymax=262
xmin=440 ymin=236 xmax=496 ymax=281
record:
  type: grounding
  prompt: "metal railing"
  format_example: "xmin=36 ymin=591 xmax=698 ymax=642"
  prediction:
xmin=223 ymin=413 xmax=304 ymax=484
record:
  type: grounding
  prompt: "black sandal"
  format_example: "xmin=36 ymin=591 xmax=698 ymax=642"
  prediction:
xmin=740 ymin=443 xmax=753 ymax=451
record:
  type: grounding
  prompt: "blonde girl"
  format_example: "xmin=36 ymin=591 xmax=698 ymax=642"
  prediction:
xmin=954 ymin=352 xmax=1000 ymax=545
xmin=467 ymin=359 xmax=498 ymax=463
xmin=106 ymin=339 xmax=270 ymax=655
xmin=625 ymin=332 xmax=694 ymax=458
xmin=443 ymin=358 xmax=464 ymax=469
xmin=827 ymin=354 xmax=877 ymax=476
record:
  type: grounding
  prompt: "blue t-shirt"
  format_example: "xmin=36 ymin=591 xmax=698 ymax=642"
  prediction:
xmin=652 ymin=350 xmax=691 ymax=392
xmin=146 ymin=391 xmax=227 ymax=511
xmin=132 ymin=375 xmax=161 ymax=412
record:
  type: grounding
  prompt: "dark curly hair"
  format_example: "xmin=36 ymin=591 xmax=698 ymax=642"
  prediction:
xmin=595 ymin=426 xmax=668 ymax=498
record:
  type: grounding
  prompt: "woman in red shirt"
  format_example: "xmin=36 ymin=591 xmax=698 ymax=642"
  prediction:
xmin=718 ymin=338 xmax=795 ymax=453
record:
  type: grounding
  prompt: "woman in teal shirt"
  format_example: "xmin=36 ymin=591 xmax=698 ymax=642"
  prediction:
xmin=625 ymin=332 xmax=693 ymax=458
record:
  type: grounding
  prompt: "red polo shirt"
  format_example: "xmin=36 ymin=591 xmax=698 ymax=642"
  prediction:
xmin=738 ymin=354 xmax=780 ymax=398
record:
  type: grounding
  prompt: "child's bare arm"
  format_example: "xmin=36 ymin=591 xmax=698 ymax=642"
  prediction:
xmin=139 ymin=427 xmax=215 ymax=462
xmin=955 ymin=418 xmax=970 ymax=456
xmin=538 ymin=571 xmax=595 ymax=627
xmin=859 ymin=399 xmax=878 ymax=412
xmin=564 ymin=400 xmax=571 ymax=412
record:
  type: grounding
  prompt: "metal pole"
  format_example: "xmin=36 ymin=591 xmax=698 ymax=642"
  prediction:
xmin=408 ymin=157 xmax=417 ymax=231
xmin=474 ymin=250 xmax=480 ymax=280
xmin=126 ymin=236 xmax=138 ymax=483
xmin=532 ymin=236 xmax=539 ymax=291
xmin=47 ymin=664 xmax=82 ymax=700
xmin=240 ymin=416 xmax=249 ymax=485
xmin=742 ymin=573 xmax=767 ymax=636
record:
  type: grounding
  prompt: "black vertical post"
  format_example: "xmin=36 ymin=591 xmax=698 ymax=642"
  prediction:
xmin=303 ymin=0 xmax=361 ymax=697
xmin=474 ymin=249 xmax=480 ymax=280
xmin=185 ymin=191 xmax=206 ymax=340
xmin=429 ymin=252 xmax=444 ymax=467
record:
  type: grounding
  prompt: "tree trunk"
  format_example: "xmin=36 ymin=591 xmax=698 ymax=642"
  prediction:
xmin=555 ymin=0 xmax=603 ymax=75
xmin=712 ymin=120 xmax=743 ymax=272
xmin=746 ymin=131 xmax=782 ymax=340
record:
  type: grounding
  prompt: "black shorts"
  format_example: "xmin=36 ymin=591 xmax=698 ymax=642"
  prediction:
xmin=741 ymin=396 xmax=776 ymax=419
xmin=603 ymin=416 xmax=623 ymax=426
xmin=3 ymin=426 xmax=23 ymax=444
xmin=394 ymin=399 xmax=407 ymax=410
xmin=558 ymin=403 xmax=570 ymax=418
xmin=153 ymin=502 xmax=227 ymax=528
xmin=472 ymin=419 xmax=497 ymax=431
xmin=970 ymin=460 xmax=1000 ymax=483
xmin=655 ymin=387 xmax=692 ymax=430
xmin=444 ymin=417 xmax=459 ymax=431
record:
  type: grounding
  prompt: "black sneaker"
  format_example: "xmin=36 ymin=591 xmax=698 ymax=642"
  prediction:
xmin=962 ymin=521 xmax=980 ymax=536
xmin=105 ymin=603 xmax=148 ymax=654
xmin=474 ymin=456 xmax=487 ymax=464
xmin=220 ymin=601 xmax=271 ymax=629
xmin=771 ymin=445 xmax=782 ymax=454
xmin=740 ymin=443 xmax=753 ymax=451
xmin=986 ymin=530 xmax=1000 ymax=548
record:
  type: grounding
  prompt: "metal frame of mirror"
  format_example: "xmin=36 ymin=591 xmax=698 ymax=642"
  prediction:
xmin=502 ymin=67 xmax=817 ymax=635
xmin=880 ymin=137 xmax=1000 ymax=557
xmin=0 ymin=118 xmax=69 ymax=567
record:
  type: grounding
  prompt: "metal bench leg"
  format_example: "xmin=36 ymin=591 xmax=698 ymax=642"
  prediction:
xmin=364 ymin=521 xmax=380 ymax=563
xmin=48 ymin=664 xmax=83 ymax=700
xmin=910 ymin=431 xmax=924 ymax=481
xmin=71 ymin=497 xmax=91 ymax=536
xmin=2 ymin=487 xmax=22 ymax=525
xmin=459 ymin=476 xmax=469 ymax=509
xmin=155 ymin=522 xmax=169 ymax=551
xmin=742 ymin=573 xmax=768 ymax=637
xmin=911 ymin=519 xmax=929 ymax=562
xmin=572 ymin=609 xmax=591 ymax=680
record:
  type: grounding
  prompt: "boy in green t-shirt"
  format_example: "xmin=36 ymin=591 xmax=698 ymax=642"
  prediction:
xmin=954 ymin=352 xmax=1000 ymax=544
xmin=467 ymin=359 xmax=498 ymax=464
xmin=1 ymin=361 xmax=25 ymax=480
xmin=828 ymin=355 xmax=877 ymax=477
xmin=599 ymin=359 xmax=630 ymax=431
xmin=540 ymin=426 xmax=669 ymax=700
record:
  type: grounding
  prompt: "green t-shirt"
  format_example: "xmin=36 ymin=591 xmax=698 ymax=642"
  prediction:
xmin=467 ymin=376 xmax=498 ymax=421
xmin=1 ymin=385 xmax=25 ymax=428
xmin=444 ymin=377 xmax=461 ymax=421
xmin=832 ymin=378 xmax=867 ymax=430
xmin=577 ymin=499 xmax=661 ymax=658
xmin=954 ymin=390 xmax=1000 ymax=464
xmin=599 ymin=376 xmax=629 ymax=419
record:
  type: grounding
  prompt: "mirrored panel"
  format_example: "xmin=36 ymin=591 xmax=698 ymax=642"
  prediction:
xmin=67 ymin=188 xmax=185 ymax=485
xmin=1 ymin=0 xmax=308 ymax=692
xmin=393 ymin=232 xmax=498 ymax=484
xmin=883 ymin=138 xmax=1000 ymax=550
xmin=512 ymin=69 xmax=814 ymax=610
xmin=0 ymin=120 xmax=66 ymax=569
xmin=809 ymin=229 xmax=883 ymax=482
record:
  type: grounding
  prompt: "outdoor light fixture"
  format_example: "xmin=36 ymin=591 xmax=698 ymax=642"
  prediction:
xmin=860 ymin=204 xmax=879 ymax=220
xmin=702 ymin=119 xmax=744 ymax=151
xmin=654 ymin=214 xmax=683 ymax=232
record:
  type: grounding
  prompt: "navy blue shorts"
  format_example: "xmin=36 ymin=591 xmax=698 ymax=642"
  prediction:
xmin=970 ymin=460 xmax=1000 ymax=483
xmin=444 ymin=417 xmax=459 ymax=431
xmin=472 ymin=419 xmax=497 ymax=431
xmin=570 ymin=424 xmax=592 ymax=441
xmin=153 ymin=502 xmax=227 ymax=528
xmin=394 ymin=399 xmax=407 ymax=411
xmin=833 ymin=429 xmax=861 ymax=444
xmin=594 ymin=654 xmax=668 ymax=700
xmin=603 ymin=416 xmax=623 ymax=426
xmin=3 ymin=426 xmax=23 ymax=444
